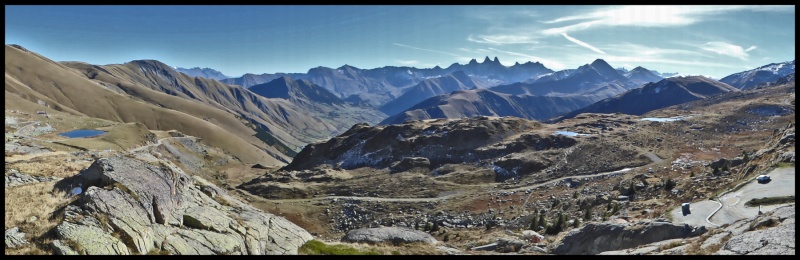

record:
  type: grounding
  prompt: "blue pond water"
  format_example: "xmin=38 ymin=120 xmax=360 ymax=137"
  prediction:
xmin=58 ymin=129 xmax=107 ymax=138
xmin=553 ymin=131 xmax=590 ymax=137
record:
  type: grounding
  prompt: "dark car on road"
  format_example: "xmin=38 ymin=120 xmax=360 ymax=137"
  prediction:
xmin=681 ymin=203 xmax=691 ymax=215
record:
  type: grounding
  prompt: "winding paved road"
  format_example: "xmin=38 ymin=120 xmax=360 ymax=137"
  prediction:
xmin=670 ymin=167 xmax=795 ymax=228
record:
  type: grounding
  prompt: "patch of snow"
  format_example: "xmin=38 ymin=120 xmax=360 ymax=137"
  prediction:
xmin=640 ymin=114 xmax=696 ymax=122
xmin=553 ymin=131 xmax=590 ymax=137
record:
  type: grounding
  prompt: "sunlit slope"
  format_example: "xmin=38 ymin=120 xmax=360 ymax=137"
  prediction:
xmin=4 ymin=44 xmax=283 ymax=166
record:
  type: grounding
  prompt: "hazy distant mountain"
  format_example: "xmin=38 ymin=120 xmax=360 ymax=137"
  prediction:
xmin=220 ymin=72 xmax=305 ymax=88
xmin=526 ymin=69 xmax=576 ymax=83
xmin=378 ymin=71 xmax=480 ymax=116
xmin=646 ymin=70 xmax=681 ymax=78
xmin=249 ymin=76 xmax=386 ymax=138
xmin=250 ymin=76 xmax=344 ymax=106
xmin=380 ymin=88 xmax=597 ymax=125
xmin=175 ymin=67 xmax=230 ymax=81
xmin=553 ymin=76 xmax=740 ymax=121
xmin=381 ymin=59 xmax=662 ymax=125
xmin=624 ymin=66 xmax=663 ymax=86
xmin=442 ymin=56 xmax=553 ymax=84
xmin=222 ymin=56 xmax=553 ymax=107
xmin=720 ymin=60 xmax=795 ymax=89
xmin=491 ymin=59 xmax=635 ymax=98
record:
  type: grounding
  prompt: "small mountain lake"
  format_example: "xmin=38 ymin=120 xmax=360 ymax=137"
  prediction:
xmin=58 ymin=129 xmax=107 ymax=138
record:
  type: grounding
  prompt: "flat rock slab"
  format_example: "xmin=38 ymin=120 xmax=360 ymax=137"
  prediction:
xmin=341 ymin=227 xmax=437 ymax=245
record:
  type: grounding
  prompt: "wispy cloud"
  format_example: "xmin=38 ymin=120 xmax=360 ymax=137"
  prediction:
xmin=542 ymin=5 xmax=794 ymax=35
xmin=393 ymin=43 xmax=461 ymax=57
xmin=560 ymin=33 xmax=606 ymax=54
xmin=601 ymin=55 xmax=742 ymax=69
xmin=698 ymin=41 xmax=756 ymax=60
xmin=467 ymin=34 xmax=540 ymax=45
xmin=603 ymin=42 xmax=711 ymax=58
xmin=487 ymin=47 xmax=566 ymax=70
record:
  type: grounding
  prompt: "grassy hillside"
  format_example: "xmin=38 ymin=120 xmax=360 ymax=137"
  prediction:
xmin=5 ymin=44 xmax=283 ymax=166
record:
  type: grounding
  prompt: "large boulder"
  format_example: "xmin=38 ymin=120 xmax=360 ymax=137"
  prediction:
xmin=53 ymin=156 xmax=313 ymax=255
xmin=552 ymin=221 xmax=707 ymax=255
xmin=341 ymin=227 xmax=437 ymax=245
xmin=716 ymin=205 xmax=795 ymax=255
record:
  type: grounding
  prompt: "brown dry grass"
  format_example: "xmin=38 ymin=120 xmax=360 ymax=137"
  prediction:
xmin=657 ymin=240 xmax=684 ymax=251
xmin=6 ymin=156 xmax=90 ymax=179
xmin=5 ymin=182 xmax=75 ymax=255
xmin=5 ymin=45 xmax=281 ymax=165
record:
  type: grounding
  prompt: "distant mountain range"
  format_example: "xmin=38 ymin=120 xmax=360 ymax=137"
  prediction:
xmin=381 ymin=59 xmax=659 ymax=124
xmin=720 ymin=60 xmax=795 ymax=89
xmin=380 ymin=89 xmax=597 ymax=125
xmin=552 ymin=76 xmax=740 ymax=121
xmin=378 ymin=70 xmax=484 ymax=116
xmin=174 ymin=67 xmax=230 ymax=81
xmin=379 ymin=58 xmax=792 ymax=125
xmin=220 ymin=56 xmax=553 ymax=107
xmin=5 ymin=42 xmax=794 ymax=166
xmin=491 ymin=59 xmax=640 ymax=97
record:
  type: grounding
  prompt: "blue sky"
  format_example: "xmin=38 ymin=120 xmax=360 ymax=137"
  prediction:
xmin=5 ymin=5 xmax=795 ymax=79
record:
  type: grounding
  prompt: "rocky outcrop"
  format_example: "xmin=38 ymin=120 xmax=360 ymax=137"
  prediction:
xmin=281 ymin=117 xmax=577 ymax=174
xmin=52 ymin=156 xmax=313 ymax=255
xmin=596 ymin=204 xmax=795 ymax=255
xmin=341 ymin=227 xmax=437 ymax=245
xmin=5 ymin=169 xmax=62 ymax=187
xmin=5 ymin=227 xmax=29 ymax=248
xmin=715 ymin=204 xmax=795 ymax=255
xmin=552 ymin=221 xmax=707 ymax=255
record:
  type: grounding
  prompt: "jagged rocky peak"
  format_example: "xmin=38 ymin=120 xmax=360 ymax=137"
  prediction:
xmin=590 ymin=58 xmax=613 ymax=70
